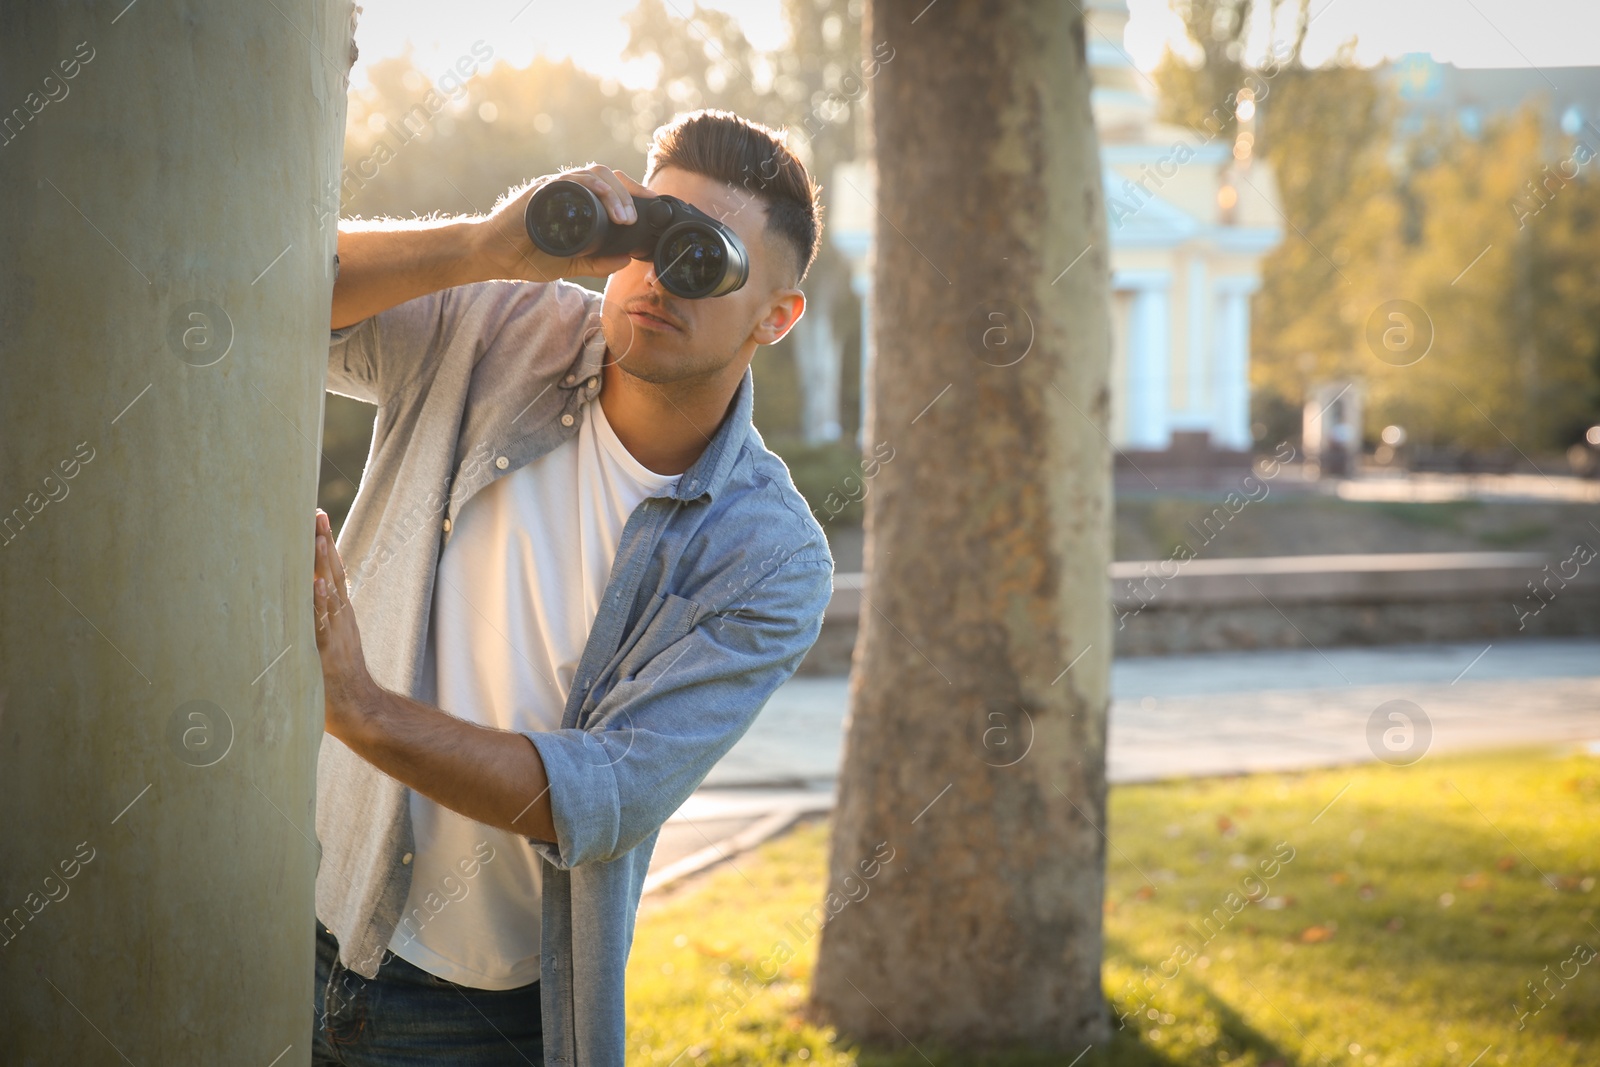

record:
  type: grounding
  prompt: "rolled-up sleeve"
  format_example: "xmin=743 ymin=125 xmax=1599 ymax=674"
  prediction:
xmin=523 ymin=556 xmax=834 ymax=870
xmin=325 ymin=287 xmax=457 ymax=406
xmin=325 ymin=278 xmax=593 ymax=407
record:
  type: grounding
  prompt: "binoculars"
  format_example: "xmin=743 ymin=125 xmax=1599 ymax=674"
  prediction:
xmin=524 ymin=179 xmax=750 ymax=299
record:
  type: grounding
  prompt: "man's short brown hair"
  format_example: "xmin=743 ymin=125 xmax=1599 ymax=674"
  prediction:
xmin=644 ymin=109 xmax=822 ymax=286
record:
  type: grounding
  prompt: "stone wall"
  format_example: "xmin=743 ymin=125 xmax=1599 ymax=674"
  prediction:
xmin=797 ymin=550 xmax=1600 ymax=673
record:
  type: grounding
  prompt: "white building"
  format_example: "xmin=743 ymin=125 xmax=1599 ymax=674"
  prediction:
xmin=1091 ymin=0 xmax=1284 ymax=455
xmin=831 ymin=0 xmax=1283 ymax=457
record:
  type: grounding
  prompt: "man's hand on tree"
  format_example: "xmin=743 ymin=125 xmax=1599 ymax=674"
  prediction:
xmin=312 ymin=509 xmax=375 ymax=743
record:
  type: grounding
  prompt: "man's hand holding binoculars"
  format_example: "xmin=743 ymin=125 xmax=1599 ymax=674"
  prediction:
xmin=331 ymin=162 xmax=747 ymax=332
xmin=477 ymin=164 xmax=644 ymax=285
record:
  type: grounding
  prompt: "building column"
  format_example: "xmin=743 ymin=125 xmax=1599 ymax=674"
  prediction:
xmin=854 ymin=267 xmax=872 ymax=449
xmin=1115 ymin=269 xmax=1172 ymax=450
xmin=1212 ymin=277 xmax=1258 ymax=451
xmin=795 ymin=285 xmax=842 ymax=444
xmin=1185 ymin=257 xmax=1210 ymax=418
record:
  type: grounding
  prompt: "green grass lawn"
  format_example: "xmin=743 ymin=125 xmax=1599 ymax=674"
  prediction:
xmin=625 ymin=747 xmax=1600 ymax=1066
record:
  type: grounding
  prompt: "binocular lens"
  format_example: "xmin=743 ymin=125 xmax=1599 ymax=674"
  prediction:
xmin=659 ymin=229 xmax=725 ymax=298
xmin=530 ymin=186 xmax=599 ymax=257
xmin=523 ymin=178 xmax=748 ymax=298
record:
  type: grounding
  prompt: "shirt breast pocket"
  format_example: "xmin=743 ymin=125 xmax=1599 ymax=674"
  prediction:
xmin=612 ymin=592 xmax=703 ymax=684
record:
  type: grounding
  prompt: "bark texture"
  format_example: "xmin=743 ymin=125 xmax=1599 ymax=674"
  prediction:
xmin=808 ymin=0 xmax=1114 ymax=1049
xmin=0 ymin=3 xmax=352 ymax=1060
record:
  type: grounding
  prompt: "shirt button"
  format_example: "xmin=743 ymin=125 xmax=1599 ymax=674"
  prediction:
xmin=585 ymin=376 xmax=597 ymax=389
xmin=441 ymin=518 xmax=452 ymax=533
xmin=564 ymin=373 xmax=576 ymax=384
xmin=401 ymin=852 xmax=413 ymax=865
xmin=495 ymin=456 xmax=510 ymax=470
xmin=561 ymin=413 xmax=575 ymax=427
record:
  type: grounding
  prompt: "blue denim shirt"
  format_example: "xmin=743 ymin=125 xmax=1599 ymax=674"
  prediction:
xmin=315 ymin=276 xmax=834 ymax=1067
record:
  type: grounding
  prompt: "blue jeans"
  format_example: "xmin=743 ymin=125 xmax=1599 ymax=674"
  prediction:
xmin=312 ymin=920 xmax=546 ymax=1066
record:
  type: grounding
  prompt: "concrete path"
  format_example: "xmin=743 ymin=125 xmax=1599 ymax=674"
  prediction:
xmin=647 ymin=637 xmax=1600 ymax=889
xmin=1331 ymin=470 xmax=1600 ymax=504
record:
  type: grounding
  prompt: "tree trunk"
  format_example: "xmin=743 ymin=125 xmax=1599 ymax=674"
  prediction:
xmin=808 ymin=0 xmax=1113 ymax=1050
xmin=0 ymin=4 xmax=351 ymax=1061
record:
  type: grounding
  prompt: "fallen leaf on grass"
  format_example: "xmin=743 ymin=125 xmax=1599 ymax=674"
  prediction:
xmin=1300 ymin=925 xmax=1336 ymax=943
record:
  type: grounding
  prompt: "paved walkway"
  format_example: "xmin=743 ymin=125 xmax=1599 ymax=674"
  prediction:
xmin=648 ymin=637 xmax=1600 ymax=886
xmin=1331 ymin=470 xmax=1600 ymax=504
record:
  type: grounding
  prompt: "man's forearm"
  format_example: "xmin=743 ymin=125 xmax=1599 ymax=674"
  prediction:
xmin=334 ymin=678 xmax=559 ymax=844
xmin=331 ymin=219 xmax=491 ymax=331
xmin=330 ymin=167 xmax=644 ymax=332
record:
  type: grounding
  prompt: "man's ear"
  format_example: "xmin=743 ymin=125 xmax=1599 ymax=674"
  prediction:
xmin=752 ymin=288 xmax=805 ymax=346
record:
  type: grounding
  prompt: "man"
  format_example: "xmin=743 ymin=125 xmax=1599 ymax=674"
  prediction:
xmin=308 ymin=108 xmax=834 ymax=1067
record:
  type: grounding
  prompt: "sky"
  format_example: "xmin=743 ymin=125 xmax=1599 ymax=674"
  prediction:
xmin=348 ymin=0 xmax=1600 ymax=91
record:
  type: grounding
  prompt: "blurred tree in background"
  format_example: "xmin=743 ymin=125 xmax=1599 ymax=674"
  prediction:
xmin=1248 ymin=46 xmax=1400 ymax=449
xmin=1157 ymin=0 xmax=1600 ymax=461
xmin=1376 ymin=107 xmax=1600 ymax=454
xmin=341 ymin=55 xmax=631 ymax=218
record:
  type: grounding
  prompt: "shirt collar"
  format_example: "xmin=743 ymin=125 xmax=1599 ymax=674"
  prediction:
xmin=669 ymin=364 xmax=752 ymax=504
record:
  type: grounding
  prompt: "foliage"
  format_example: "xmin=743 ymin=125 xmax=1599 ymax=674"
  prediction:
xmin=1154 ymin=0 xmax=1311 ymax=139
xmin=1156 ymin=6 xmax=1600 ymax=455
xmin=626 ymin=748 xmax=1600 ymax=1064
xmin=1248 ymin=54 xmax=1400 ymax=428
xmin=342 ymin=54 xmax=635 ymax=220
xmin=1374 ymin=108 xmax=1600 ymax=451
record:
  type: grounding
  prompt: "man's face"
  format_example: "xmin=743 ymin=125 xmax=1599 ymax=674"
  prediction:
xmin=599 ymin=166 xmax=800 ymax=385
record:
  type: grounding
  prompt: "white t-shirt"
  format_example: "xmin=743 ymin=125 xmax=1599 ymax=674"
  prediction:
xmin=386 ymin=395 xmax=680 ymax=989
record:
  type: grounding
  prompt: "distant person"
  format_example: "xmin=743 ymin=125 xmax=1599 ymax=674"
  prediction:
xmin=1322 ymin=400 xmax=1353 ymax=478
xmin=308 ymin=108 xmax=832 ymax=1066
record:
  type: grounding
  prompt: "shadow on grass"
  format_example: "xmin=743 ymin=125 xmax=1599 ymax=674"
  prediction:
xmin=835 ymin=944 xmax=1296 ymax=1067
xmin=1097 ymin=942 xmax=1302 ymax=1067
xmin=831 ymin=759 xmax=1600 ymax=1065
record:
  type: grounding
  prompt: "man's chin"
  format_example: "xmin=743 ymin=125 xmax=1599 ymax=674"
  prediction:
xmin=613 ymin=354 xmax=690 ymax=386
xmin=602 ymin=310 xmax=681 ymax=365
